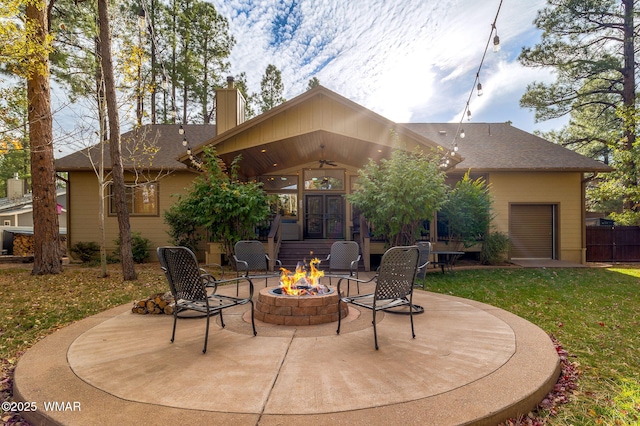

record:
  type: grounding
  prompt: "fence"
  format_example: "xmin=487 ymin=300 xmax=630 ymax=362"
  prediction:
xmin=586 ymin=226 xmax=640 ymax=262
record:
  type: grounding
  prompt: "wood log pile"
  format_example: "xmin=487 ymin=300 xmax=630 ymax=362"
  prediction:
xmin=13 ymin=233 xmax=35 ymax=257
xmin=11 ymin=233 xmax=67 ymax=257
xmin=132 ymin=292 xmax=174 ymax=315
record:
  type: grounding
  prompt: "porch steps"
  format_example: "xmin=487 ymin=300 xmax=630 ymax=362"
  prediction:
xmin=277 ymin=240 xmax=362 ymax=271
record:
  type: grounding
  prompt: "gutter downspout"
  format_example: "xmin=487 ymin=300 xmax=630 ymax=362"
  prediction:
xmin=581 ymin=172 xmax=598 ymax=264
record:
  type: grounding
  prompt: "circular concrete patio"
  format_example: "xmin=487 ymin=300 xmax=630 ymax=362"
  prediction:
xmin=14 ymin=278 xmax=560 ymax=426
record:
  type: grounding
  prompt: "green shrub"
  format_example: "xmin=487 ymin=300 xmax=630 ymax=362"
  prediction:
xmin=113 ymin=232 xmax=152 ymax=264
xmin=480 ymin=231 xmax=511 ymax=265
xmin=69 ymin=241 xmax=101 ymax=263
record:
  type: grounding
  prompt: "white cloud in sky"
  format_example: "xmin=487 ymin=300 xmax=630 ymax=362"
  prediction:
xmin=209 ymin=0 xmax=561 ymax=132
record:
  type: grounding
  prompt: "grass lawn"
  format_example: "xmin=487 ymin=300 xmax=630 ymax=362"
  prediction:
xmin=1 ymin=262 xmax=639 ymax=425
xmin=420 ymin=265 xmax=640 ymax=425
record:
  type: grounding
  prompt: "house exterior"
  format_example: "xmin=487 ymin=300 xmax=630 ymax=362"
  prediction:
xmin=55 ymin=84 xmax=611 ymax=265
xmin=0 ymin=180 xmax=67 ymax=256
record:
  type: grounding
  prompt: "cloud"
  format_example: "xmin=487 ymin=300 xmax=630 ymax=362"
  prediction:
xmin=208 ymin=0 xmax=558 ymax=132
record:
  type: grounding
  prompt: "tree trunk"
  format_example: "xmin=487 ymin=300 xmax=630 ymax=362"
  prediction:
xmin=27 ymin=1 xmax=63 ymax=275
xmin=98 ymin=0 xmax=137 ymax=280
xmin=95 ymin=30 xmax=108 ymax=278
xmin=621 ymin=0 xmax=637 ymax=213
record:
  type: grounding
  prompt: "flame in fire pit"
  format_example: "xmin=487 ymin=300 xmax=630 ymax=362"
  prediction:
xmin=279 ymin=258 xmax=327 ymax=296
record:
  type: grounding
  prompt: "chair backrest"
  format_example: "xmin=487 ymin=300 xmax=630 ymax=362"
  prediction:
xmin=157 ymin=246 xmax=208 ymax=301
xmin=234 ymin=240 xmax=268 ymax=270
xmin=416 ymin=241 xmax=432 ymax=278
xmin=329 ymin=241 xmax=360 ymax=270
xmin=375 ymin=246 xmax=420 ymax=300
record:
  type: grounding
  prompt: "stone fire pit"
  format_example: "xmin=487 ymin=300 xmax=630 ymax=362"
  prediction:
xmin=254 ymin=286 xmax=348 ymax=326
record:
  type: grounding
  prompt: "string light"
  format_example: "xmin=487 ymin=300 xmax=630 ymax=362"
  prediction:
xmin=137 ymin=0 xmax=204 ymax=169
xmin=441 ymin=0 xmax=503 ymax=168
xmin=137 ymin=8 xmax=146 ymax=31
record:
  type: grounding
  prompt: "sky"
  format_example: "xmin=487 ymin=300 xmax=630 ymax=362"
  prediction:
xmin=51 ymin=0 xmax=567 ymax=157
xmin=207 ymin=0 xmax=567 ymax=133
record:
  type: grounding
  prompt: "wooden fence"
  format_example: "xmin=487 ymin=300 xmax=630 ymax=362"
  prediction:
xmin=586 ymin=226 xmax=640 ymax=262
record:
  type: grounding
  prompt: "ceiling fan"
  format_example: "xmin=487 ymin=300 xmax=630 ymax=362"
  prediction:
xmin=318 ymin=144 xmax=337 ymax=167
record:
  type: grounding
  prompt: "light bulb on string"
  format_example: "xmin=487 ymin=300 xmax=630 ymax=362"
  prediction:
xmin=137 ymin=8 xmax=146 ymax=31
xmin=161 ymin=74 xmax=168 ymax=90
xmin=467 ymin=109 xmax=471 ymax=121
xmin=477 ymin=82 xmax=483 ymax=96
xmin=453 ymin=143 xmax=459 ymax=152
xmin=493 ymin=34 xmax=501 ymax=52
xmin=182 ymin=137 xmax=187 ymax=147
xmin=179 ymin=124 xmax=184 ymax=135
xmin=460 ymin=129 xmax=466 ymax=139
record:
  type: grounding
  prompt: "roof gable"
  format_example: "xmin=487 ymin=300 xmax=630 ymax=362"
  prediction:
xmin=183 ymin=86 xmax=453 ymax=176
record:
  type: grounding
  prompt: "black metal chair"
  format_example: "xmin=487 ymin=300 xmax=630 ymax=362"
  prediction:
xmin=323 ymin=241 xmax=361 ymax=295
xmin=415 ymin=241 xmax=432 ymax=288
xmin=157 ymin=246 xmax=257 ymax=354
xmin=233 ymin=240 xmax=282 ymax=295
xmin=336 ymin=245 xmax=421 ymax=350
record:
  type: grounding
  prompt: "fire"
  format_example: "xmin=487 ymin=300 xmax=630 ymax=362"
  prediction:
xmin=279 ymin=258 xmax=327 ymax=296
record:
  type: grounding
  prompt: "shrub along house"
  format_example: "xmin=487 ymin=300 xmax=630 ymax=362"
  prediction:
xmin=55 ymin=83 xmax=612 ymax=268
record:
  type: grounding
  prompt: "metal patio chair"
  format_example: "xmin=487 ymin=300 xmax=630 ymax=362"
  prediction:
xmin=233 ymin=240 xmax=282 ymax=295
xmin=415 ymin=241 xmax=432 ymax=288
xmin=323 ymin=241 xmax=361 ymax=295
xmin=157 ymin=246 xmax=257 ymax=354
xmin=336 ymin=245 xmax=421 ymax=350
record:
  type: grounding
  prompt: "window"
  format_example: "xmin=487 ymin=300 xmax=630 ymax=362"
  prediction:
xmin=259 ymin=175 xmax=298 ymax=218
xmin=3 ymin=220 xmax=10 ymax=226
xmin=109 ymin=182 xmax=158 ymax=216
xmin=304 ymin=169 xmax=344 ymax=190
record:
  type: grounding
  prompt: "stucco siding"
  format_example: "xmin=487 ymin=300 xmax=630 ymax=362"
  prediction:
xmin=489 ymin=172 xmax=584 ymax=263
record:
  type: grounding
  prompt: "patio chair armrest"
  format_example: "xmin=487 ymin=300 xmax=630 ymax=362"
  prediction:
xmin=234 ymin=257 xmax=249 ymax=274
xmin=336 ymin=274 xmax=375 ymax=295
xmin=201 ymin=272 xmax=219 ymax=293
xmin=349 ymin=258 xmax=360 ymax=276
xmin=200 ymin=263 xmax=224 ymax=279
xmin=417 ymin=260 xmax=430 ymax=271
xmin=214 ymin=276 xmax=255 ymax=299
xmin=264 ymin=256 xmax=282 ymax=271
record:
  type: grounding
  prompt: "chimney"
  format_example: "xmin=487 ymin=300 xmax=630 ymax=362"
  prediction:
xmin=7 ymin=174 xmax=25 ymax=199
xmin=216 ymin=75 xmax=246 ymax=135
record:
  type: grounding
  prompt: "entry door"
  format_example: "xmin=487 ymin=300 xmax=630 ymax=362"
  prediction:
xmin=304 ymin=195 xmax=345 ymax=239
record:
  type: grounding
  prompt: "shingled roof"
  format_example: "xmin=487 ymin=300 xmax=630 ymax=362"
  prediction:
xmin=55 ymin=124 xmax=216 ymax=171
xmin=401 ymin=122 xmax=613 ymax=173
xmin=55 ymin=120 xmax=612 ymax=175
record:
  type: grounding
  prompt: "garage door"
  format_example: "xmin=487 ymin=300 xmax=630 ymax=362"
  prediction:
xmin=510 ymin=204 xmax=555 ymax=259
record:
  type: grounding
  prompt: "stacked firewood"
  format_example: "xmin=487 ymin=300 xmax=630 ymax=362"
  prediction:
xmin=132 ymin=292 xmax=174 ymax=315
xmin=13 ymin=233 xmax=35 ymax=256
xmin=10 ymin=233 xmax=67 ymax=257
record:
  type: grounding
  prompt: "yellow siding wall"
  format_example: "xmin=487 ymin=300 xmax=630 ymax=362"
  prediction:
xmin=489 ymin=172 xmax=584 ymax=263
xmin=216 ymin=95 xmax=423 ymax=154
xmin=67 ymin=171 xmax=196 ymax=259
